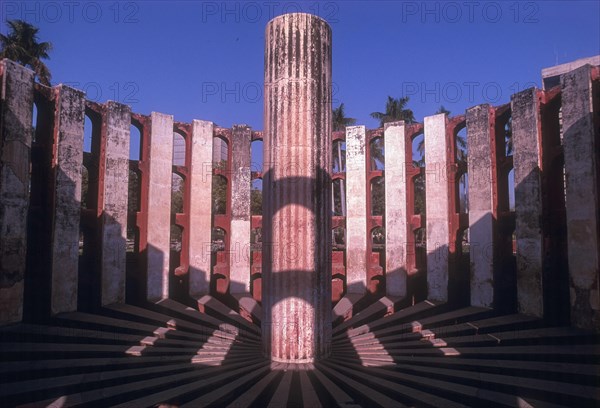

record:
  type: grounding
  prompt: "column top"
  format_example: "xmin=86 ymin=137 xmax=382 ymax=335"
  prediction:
xmin=267 ymin=12 xmax=329 ymax=26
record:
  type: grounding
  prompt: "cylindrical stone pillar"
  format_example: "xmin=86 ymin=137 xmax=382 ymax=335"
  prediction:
xmin=262 ymin=13 xmax=332 ymax=362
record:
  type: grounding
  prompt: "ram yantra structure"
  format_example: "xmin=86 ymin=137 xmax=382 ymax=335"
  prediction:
xmin=0 ymin=13 xmax=599 ymax=407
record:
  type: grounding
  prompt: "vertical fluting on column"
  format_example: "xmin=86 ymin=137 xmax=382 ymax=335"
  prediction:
xmin=384 ymin=122 xmax=408 ymax=298
xmin=424 ymin=113 xmax=451 ymax=302
xmin=263 ymin=13 xmax=332 ymax=362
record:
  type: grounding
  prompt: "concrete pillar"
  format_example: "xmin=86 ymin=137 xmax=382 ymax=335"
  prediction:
xmin=345 ymin=125 xmax=368 ymax=294
xmin=424 ymin=113 xmax=450 ymax=302
xmin=50 ymin=85 xmax=86 ymax=315
xmin=230 ymin=125 xmax=252 ymax=294
xmin=100 ymin=101 xmax=130 ymax=305
xmin=466 ymin=104 xmax=496 ymax=308
xmin=263 ymin=13 xmax=332 ymax=362
xmin=0 ymin=60 xmax=34 ymax=324
xmin=511 ymin=88 xmax=544 ymax=317
xmin=147 ymin=112 xmax=173 ymax=302
xmin=384 ymin=122 xmax=408 ymax=298
xmin=189 ymin=120 xmax=214 ymax=298
xmin=561 ymin=65 xmax=600 ymax=329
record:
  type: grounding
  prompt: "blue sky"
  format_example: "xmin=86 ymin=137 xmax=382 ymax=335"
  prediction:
xmin=2 ymin=1 xmax=599 ymax=130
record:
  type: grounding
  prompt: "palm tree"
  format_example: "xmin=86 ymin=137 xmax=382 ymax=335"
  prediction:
xmin=436 ymin=105 xmax=451 ymax=115
xmin=505 ymin=117 xmax=513 ymax=156
xmin=331 ymin=103 xmax=354 ymax=217
xmin=332 ymin=103 xmax=356 ymax=131
xmin=370 ymin=96 xmax=415 ymax=127
xmin=0 ymin=20 xmax=52 ymax=85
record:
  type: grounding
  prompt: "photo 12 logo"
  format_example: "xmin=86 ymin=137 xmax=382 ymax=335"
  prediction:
xmin=399 ymin=1 xmax=540 ymax=24
xmin=62 ymin=81 xmax=140 ymax=105
xmin=402 ymin=81 xmax=538 ymax=105
xmin=200 ymin=1 xmax=340 ymax=24
xmin=201 ymin=81 xmax=339 ymax=105
xmin=1 ymin=1 xmax=140 ymax=24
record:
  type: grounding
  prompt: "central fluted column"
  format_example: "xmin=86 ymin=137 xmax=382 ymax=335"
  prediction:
xmin=262 ymin=13 xmax=332 ymax=362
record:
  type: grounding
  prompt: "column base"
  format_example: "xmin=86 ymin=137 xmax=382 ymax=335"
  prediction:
xmin=270 ymin=356 xmax=315 ymax=364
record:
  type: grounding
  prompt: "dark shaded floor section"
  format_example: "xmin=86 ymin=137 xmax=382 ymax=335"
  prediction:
xmin=1 ymin=296 xmax=599 ymax=407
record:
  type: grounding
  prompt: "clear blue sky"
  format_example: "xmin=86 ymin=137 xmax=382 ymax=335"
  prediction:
xmin=2 ymin=0 xmax=599 ymax=130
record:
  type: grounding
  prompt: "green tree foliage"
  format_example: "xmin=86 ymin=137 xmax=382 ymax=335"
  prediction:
xmin=436 ymin=105 xmax=451 ymax=115
xmin=81 ymin=165 xmax=89 ymax=209
xmin=505 ymin=117 xmax=513 ymax=156
xmin=332 ymin=180 xmax=344 ymax=216
xmin=371 ymin=177 xmax=385 ymax=216
xmin=171 ymin=176 xmax=184 ymax=214
xmin=0 ymin=20 xmax=52 ymax=85
xmin=370 ymin=137 xmax=384 ymax=171
xmin=413 ymin=173 xmax=426 ymax=215
xmin=333 ymin=103 xmax=356 ymax=131
xmin=251 ymin=188 xmax=262 ymax=215
xmin=370 ymin=96 xmax=415 ymax=128
xmin=212 ymin=175 xmax=227 ymax=214
xmin=332 ymin=140 xmax=346 ymax=173
xmin=128 ymin=169 xmax=140 ymax=213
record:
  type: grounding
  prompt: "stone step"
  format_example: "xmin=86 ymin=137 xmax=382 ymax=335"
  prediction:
xmin=23 ymin=358 xmax=266 ymax=407
xmin=334 ymin=331 xmax=427 ymax=348
xmin=4 ymin=303 xmax=598 ymax=407
xmin=332 ymin=344 xmax=600 ymax=362
xmin=54 ymin=311 xmax=172 ymax=337
xmin=266 ymin=366 xmax=293 ymax=408
xmin=180 ymin=362 xmax=272 ymax=407
xmin=382 ymin=360 xmax=600 ymax=404
xmin=0 ymin=342 xmax=214 ymax=358
xmin=193 ymin=348 xmax=260 ymax=358
xmin=109 ymin=360 xmax=269 ymax=408
xmin=299 ymin=363 xmax=322 ymax=408
xmin=153 ymin=298 xmax=243 ymax=330
xmin=314 ymin=361 xmax=410 ymax=408
xmin=103 ymin=302 xmax=258 ymax=343
xmin=232 ymin=293 xmax=263 ymax=325
xmin=328 ymin=358 xmax=568 ymax=408
xmin=0 ymin=322 xmax=253 ymax=350
xmin=332 ymin=294 xmax=363 ymax=326
xmin=140 ymin=336 xmax=257 ymax=350
xmin=335 ymin=326 xmax=599 ymax=352
xmin=225 ymin=367 xmax=282 ymax=408
xmin=320 ymin=359 xmax=469 ymax=408
xmin=333 ymin=300 xmax=441 ymax=338
xmin=197 ymin=295 xmax=261 ymax=336
xmin=310 ymin=366 xmax=362 ymax=407
xmin=0 ymin=355 xmax=191 ymax=378
xmin=436 ymin=313 xmax=546 ymax=336
xmin=153 ymin=298 xmax=261 ymax=342
xmin=342 ymin=306 xmax=494 ymax=341
xmin=379 ymin=356 xmax=600 ymax=384
xmin=402 ymin=326 xmax=599 ymax=348
xmin=334 ymin=313 xmax=545 ymax=348
xmin=189 ymin=350 xmax=261 ymax=365
xmin=0 ymin=362 xmax=196 ymax=400
xmin=0 ymin=323 xmax=156 ymax=345
xmin=52 ymin=311 xmax=194 ymax=344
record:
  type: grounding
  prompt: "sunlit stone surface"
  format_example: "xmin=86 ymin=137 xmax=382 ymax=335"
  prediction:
xmin=262 ymin=13 xmax=332 ymax=362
